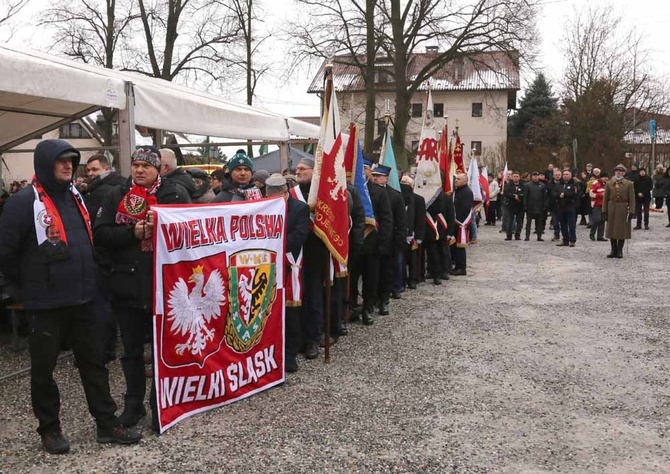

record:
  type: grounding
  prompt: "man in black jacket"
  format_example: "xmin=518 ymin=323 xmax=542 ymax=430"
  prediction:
xmin=401 ymin=176 xmax=425 ymax=290
xmin=159 ymin=148 xmax=194 ymax=202
xmin=633 ymin=167 xmax=653 ymax=230
xmin=213 ymin=150 xmax=263 ymax=203
xmin=84 ymin=153 xmax=126 ymax=363
xmin=349 ymin=160 xmax=392 ymax=325
xmin=371 ymin=165 xmax=407 ymax=315
xmin=450 ymin=173 xmax=474 ymax=275
xmin=552 ymin=168 xmax=578 ymax=247
xmin=503 ymin=171 xmax=524 ymax=240
xmin=83 ymin=154 xmax=126 ymax=224
xmin=94 ymin=146 xmax=189 ymax=432
xmin=523 ymin=172 xmax=548 ymax=241
xmin=265 ymin=174 xmax=309 ymax=373
xmin=0 ymin=139 xmax=140 ymax=454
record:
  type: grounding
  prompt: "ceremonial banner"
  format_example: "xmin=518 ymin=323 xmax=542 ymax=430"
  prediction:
xmin=439 ymin=124 xmax=452 ymax=194
xmin=152 ymin=197 xmax=286 ymax=433
xmin=413 ymin=84 xmax=442 ymax=207
xmin=501 ymin=162 xmax=509 ymax=193
xmin=453 ymin=134 xmax=465 ymax=174
xmin=468 ymin=156 xmax=483 ymax=202
xmin=345 ymin=127 xmax=376 ymax=235
xmin=379 ymin=130 xmax=401 ymax=192
xmin=308 ymin=71 xmax=349 ymax=266
xmin=479 ymin=165 xmax=490 ymax=205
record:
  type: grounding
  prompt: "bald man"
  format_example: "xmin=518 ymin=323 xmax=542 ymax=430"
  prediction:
xmin=159 ymin=148 xmax=194 ymax=202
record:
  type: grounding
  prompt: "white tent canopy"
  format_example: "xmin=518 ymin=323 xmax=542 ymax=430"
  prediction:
xmin=0 ymin=45 xmax=320 ymax=165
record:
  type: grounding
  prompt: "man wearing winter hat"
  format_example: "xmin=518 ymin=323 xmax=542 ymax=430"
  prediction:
xmin=213 ymin=149 xmax=263 ymax=202
xmin=253 ymin=169 xmax=271 ymax=197
xmin=0 ymin=139 xmax=142 ymax=454
xmin=94 ymin=146 xmax=189 ymax=433
xmin=603 ymin=164 xmax=635 ymax=258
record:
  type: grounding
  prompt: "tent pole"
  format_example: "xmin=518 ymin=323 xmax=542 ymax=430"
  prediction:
xmin=118 ymin=82 xmax=136 ymax=177
xmin=279 ymin=143 xmax=289 ymax=173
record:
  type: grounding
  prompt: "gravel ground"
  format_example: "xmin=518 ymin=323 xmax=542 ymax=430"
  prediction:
xmin=1 ymin=212 xmax=669 ymax=473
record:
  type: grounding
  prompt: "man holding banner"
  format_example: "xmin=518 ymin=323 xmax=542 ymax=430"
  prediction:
xmin=94 ymin=146 xmax=189 ymax=432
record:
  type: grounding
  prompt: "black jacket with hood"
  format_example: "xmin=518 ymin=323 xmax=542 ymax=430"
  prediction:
xmin=0 ymin=139 xmax=97 ymax=310
xmin=165 ymin=168 xmax=195 ymax=202
xmin=84 ymin=171 xmax=126 ymax=224
xmin=94 ymin=176 xmax=187 ymax=311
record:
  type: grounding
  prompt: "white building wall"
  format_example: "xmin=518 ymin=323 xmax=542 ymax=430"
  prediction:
xmin=336 ymin=88 xmax=509 ymax=169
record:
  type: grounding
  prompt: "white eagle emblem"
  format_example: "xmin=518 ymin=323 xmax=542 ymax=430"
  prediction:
xmin=167 ymin=265 xmax=226 ymax=356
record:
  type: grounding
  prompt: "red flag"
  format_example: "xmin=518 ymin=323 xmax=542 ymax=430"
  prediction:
xmin=307 ymin=72 xmax=349 ymax=266
xmin=343 ymin=123 xmax=356 ymax=181
xmin=453 ymin=134 xmax=465 ymax=174
xmin=439 ymin=124 xmax=452 ymax=193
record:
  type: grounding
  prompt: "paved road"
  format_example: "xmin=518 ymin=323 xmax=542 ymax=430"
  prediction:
xmin=1 ymin=213 xmax=669 ymax=473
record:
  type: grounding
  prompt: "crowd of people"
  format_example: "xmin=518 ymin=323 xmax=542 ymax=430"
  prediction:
xmin=0 ymin=139 xmax=665 ymax=455
xmin=483 ymin=161 xmax=670 ymax=256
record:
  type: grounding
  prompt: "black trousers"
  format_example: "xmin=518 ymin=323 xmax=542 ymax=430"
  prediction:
xmin=94 ymin=270 xmax=117 ymax=360
xmin=116 ymin=306 xmax=156 ymax=414
xmin=635 ymin=196 xmax=650 ymax=226
xmin=378 ymin=251 xmax=398 ymax=300
xmin=507 ymin=207 xmax=524 ymax=237
xmin=300 ymin=256 xmax=326 ymax=345
xmin=329 ymin=277 xmax=345 ymax=335
xmin=424 ymin=240 xmax=442 ymax=278
xmin=654 ymin=196 xmax=664 ymax=209
xmin=285 ymin=307 xmax=301 ymax=358
xmin=352 ymin=253 xmax=380 ymax=310
xmin=525 ymin=212 xmax=545 ymax=238
xmin=406 ymin=247 xmax=420 ymax=283
xmin=450 ymin=243 xmax=467 ymax=270
xmin=29 ymin=303 xmax=117 ymax=435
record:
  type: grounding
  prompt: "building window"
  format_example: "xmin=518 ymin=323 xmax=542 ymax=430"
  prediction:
xmin=374 ymin=70 xmax=391 ymax=84
xmin=434 ymin=103 xmax=444 ymax=118
xmin=59 ymin=123 xmax=90 ymax=139
xmin=471 ymin=102 xmax=483 ymax=118
xmin=411 ymin=140 xmax=420 ymax=152
xmin=411 ymin=103 xmax=423 ymax=118
xmin=471 ymin=141 xmax=482 ymax=155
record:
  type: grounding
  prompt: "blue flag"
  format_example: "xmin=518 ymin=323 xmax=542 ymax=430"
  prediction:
xmin=354 ymin=140 xmax=376 ymax=233
xmin=381 ymin=132 xmax=401 ymax=192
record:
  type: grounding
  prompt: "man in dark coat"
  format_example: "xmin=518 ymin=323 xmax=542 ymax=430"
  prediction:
xmin=604 ymin=164 xmax=635 ymax=258
xmin=213 ymin=150 xmax=263 ymax=203
xmin=0 ymin=139 xmax=140 ymax=454
xmin=523 ymin=172 xmax=548 ymax=241
xmin=265 ymin=174 xmax=309 ymax=373
xmin=450 ymin=173 xmax=474 ymax=275
xmin=371 ymin=165 xmax=407 ymax=315
xmin=633 ymin=167 xmax=653 ymax=230
xmin=94 ymin=146 xmax=189 ymax=432
xmin=350 ymin=159 xmax=392 ymax=325
xmin=83 ymin=153 xmax=126 ymax=363
xmin=83 ymin=153 xmax=125 ymax=224
xmin=402 ymin=177 xmax=425 ymax=290
xmin=503 ymin=171 xmax=524 ymax=240
xmin=552 ymin=168 xmax=578 ymax=247
xmin=159 ymin=148 xmax=195 ymax=202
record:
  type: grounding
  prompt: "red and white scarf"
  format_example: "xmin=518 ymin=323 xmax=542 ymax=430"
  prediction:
xmin=32 ymin=177 xmax=92 ymax=246
xmin=115 ymin=177 xmax=161 ymax=252
xmin=285 ymin=250 xmax=303 ymax=307
xmin=455 ymin=210 xmax=473 ymax=248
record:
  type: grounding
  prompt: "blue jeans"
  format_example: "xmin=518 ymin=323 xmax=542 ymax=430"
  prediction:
xmin=558 ymin=207 xmax=576 ymax=243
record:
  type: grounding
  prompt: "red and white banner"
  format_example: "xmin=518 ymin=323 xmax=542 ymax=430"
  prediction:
xmin=152 ymin=197 xmax=286 ymax=433
xmin=413 ymin=83 xmax=442 ymax=207
xmin=308 ymin=71 xmax=349 ymax=266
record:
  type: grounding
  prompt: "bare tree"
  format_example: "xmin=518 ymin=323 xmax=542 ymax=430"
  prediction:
xmin=0 ymin=0 xmax=30 ymax=39
xmin=41 ymin=0 xmax=136 ymax=155
xmin=225 ymin=0 xmax=273 ymax=156
xmin=291 ymin=0 xmax=539 ymax=166
xmin=124 ymin=0 xmax=242 ymax=85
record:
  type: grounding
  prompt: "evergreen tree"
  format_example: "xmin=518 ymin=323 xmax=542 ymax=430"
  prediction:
xmin=509 ymin=73 xmax=560 ymax=139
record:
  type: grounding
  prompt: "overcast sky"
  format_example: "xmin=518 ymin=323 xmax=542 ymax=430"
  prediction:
xmin=5 ymin=0 xmax=670 ymax=118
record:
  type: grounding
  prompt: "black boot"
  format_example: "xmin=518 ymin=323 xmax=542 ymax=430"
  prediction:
xmin=378 ymin=299 xmax=390 ymax=316
xmin=616 ymin=240 xmax=624 ymax=258
xmin=361 ymin=307 xmax=374 ymax=325
xmin=118 ymin=397 xmax=147 ymax=427
xmin=607 ymin=240 xmax=617 ymax=258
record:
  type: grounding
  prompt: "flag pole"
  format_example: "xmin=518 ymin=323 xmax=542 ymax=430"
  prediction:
xmin=323 ymin=63 xmax=334 ymax=364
